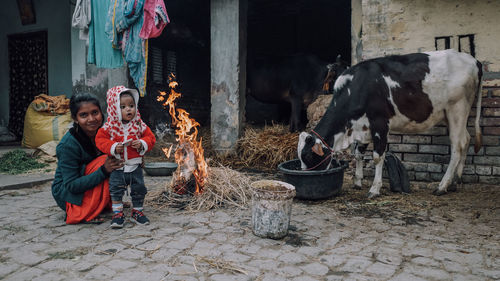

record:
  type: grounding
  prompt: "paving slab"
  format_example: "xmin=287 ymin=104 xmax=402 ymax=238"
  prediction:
xmin=0 ymin=173 xmax=54 ymax=191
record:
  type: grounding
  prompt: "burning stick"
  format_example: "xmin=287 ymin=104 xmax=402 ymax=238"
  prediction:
xmin=157 ymin=74 xmax=209 ymax=194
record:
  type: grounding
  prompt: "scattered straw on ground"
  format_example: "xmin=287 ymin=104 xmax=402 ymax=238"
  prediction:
xmin=146 ymin=164 xmax=253 ymax=212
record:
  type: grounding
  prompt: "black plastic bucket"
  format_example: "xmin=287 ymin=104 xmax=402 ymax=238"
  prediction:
xmin=277 ymin=159 xmax=348 ymax=200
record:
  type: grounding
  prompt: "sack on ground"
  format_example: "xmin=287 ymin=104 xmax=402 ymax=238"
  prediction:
xmin=22 ymin=106 xmax=72 ymax=149
xmin=384 ymin=151 xmax=410 ymax=193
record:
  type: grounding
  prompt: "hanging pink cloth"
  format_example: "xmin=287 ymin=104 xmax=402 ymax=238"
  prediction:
xmin=139 ymin=0 xmax=170 ymax=39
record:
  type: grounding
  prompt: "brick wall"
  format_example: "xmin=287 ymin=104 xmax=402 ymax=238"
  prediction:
xmin=363 ymin=87 xmax=500 ymax=184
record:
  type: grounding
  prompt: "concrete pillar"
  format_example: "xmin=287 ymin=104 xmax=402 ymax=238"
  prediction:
xmin=210 ymin=0 xmax=247 ymax=153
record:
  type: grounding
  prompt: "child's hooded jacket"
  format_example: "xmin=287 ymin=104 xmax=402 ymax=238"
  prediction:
xmin=96 ymin=86 xmax=155 ymax=171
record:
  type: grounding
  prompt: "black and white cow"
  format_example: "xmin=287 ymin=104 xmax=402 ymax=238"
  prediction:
xmin=248 ymin=54 xmax=348 ymax=132
xmin=298 ymin=49 xmax=483 ymax=198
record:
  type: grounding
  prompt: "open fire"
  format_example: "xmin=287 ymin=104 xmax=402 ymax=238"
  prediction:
xmin=157 ymin=74 xmax=208 ymax=194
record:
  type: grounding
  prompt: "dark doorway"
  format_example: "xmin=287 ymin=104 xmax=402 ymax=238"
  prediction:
xmin=8 ymin=30 xmax=48 ymax=139
xmin=246 ymin=0 xmax=351 ymax=126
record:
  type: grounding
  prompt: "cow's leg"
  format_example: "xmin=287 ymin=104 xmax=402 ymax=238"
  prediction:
xmin=434 ymin=102 xmax=470 ymax=195
xmin=353 ymin=142 xmax=367 ymax=189
xmin=289 ymin=97 xmax=302 ymax=132
xmin=449 ymin=130 xmax=471 ymax=191
xmin=368 ymin=120 xmax=389 ymax=198
xmin=368 ymin=150 xmax=386 ymax=199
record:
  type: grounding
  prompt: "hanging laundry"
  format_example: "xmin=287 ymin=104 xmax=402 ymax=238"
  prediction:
xmin=140 ymin=0 xmax=170 ymax=39
xmin=71 ymin=0 xmax=91 ymax=44
xmin=105 ymin=0 xmax=144 ymax=49
xmin=88 ymin=0 xmax=124 ymax=68
xmin=106 ymin=0 xmax=149 ymax=97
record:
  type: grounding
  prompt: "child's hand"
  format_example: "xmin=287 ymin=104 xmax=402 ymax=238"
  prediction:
xmin=131 ymin=140 xmax=143 ymax=151
xmin=115 ymin=144 xmax=124 ymax=154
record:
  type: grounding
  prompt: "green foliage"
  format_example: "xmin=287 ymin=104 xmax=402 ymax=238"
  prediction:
xmin=0 ymin=149 xmax=48 ymax=174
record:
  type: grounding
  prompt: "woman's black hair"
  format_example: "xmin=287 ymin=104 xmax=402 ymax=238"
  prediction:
xmin=69 ymin=92 xmax=103 ymax=119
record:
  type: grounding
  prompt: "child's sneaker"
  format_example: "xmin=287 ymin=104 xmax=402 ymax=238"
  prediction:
xmin=110 ymin=212 xmax=125 ymax=229
xmin=131 ymin=209 xmax=150 ymax=225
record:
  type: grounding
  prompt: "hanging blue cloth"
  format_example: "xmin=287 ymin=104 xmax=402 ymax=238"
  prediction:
xmin=88 ymin=0 xmax=124 ymax=68
xmin=106 ymin=0 xmax=148 ymax=96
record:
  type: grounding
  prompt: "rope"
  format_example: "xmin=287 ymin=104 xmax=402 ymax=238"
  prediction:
xmin=311 ymin=129 xmax=334 ymax=154
xmin=302 ymin=130 xmax=335 ymax=171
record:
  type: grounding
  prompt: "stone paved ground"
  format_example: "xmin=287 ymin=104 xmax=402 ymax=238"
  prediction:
xmin=0 ymin=175 xmax=499 ymax=281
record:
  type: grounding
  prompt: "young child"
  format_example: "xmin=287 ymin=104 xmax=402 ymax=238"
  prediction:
xmin=96 ymin=86 xmax=156 ymax=228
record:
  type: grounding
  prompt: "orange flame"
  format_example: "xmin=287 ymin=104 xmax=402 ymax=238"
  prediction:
xmin=162 ymin=144 xmax=173 ymax=158
xmin=158 ymin=74 xmax=208 ymax=194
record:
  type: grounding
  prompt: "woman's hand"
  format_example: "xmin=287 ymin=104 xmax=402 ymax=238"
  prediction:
xmin=103 ymin=156 xmax=124 ymax=173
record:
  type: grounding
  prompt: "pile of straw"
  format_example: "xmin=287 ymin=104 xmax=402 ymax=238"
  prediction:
xmin=205 ymin=124 xmax=299 ymax=171
xmin=236 ymin=124 xmax=298 ymax=170
xmin=146 ymin=164 xmax=253 ymax=212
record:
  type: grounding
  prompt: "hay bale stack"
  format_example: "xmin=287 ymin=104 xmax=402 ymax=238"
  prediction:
xmin=306 ymin=94 xmax=332 ymax=129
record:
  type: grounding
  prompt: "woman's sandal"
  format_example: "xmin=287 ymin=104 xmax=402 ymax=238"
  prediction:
xmin=83 ymin=216 xmax=105 ymax=224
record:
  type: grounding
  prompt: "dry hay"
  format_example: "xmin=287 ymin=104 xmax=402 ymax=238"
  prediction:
xmin=306 ymin=94 xmax=332 ymax=130
xmin=204 ymin=124 xmax=299 ymax=171
xmin=146 ymin=164 xmax=254 ymax=212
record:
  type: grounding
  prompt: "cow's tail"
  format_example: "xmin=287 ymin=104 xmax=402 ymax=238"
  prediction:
xmin=474 ymin=61 xmax=483 ymax=153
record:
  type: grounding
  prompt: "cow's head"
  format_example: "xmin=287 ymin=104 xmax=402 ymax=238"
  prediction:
xmin=298 ymin=129 xmax=353 ymax=170
xmin=298 ymin=132 xmax=331 ymax=170
xmin=323 ymin=55 xmax=350 ymax=93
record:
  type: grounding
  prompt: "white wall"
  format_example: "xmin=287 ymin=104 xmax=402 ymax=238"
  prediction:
xmin=0 ymin=0 xmax=72 ymax=127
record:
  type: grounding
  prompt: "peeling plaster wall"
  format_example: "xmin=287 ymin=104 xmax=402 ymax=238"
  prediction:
xmin=353 ymin=0 xmax=500 ymax=86
xmin=210 ymin=0 xmax=247 ymax=152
